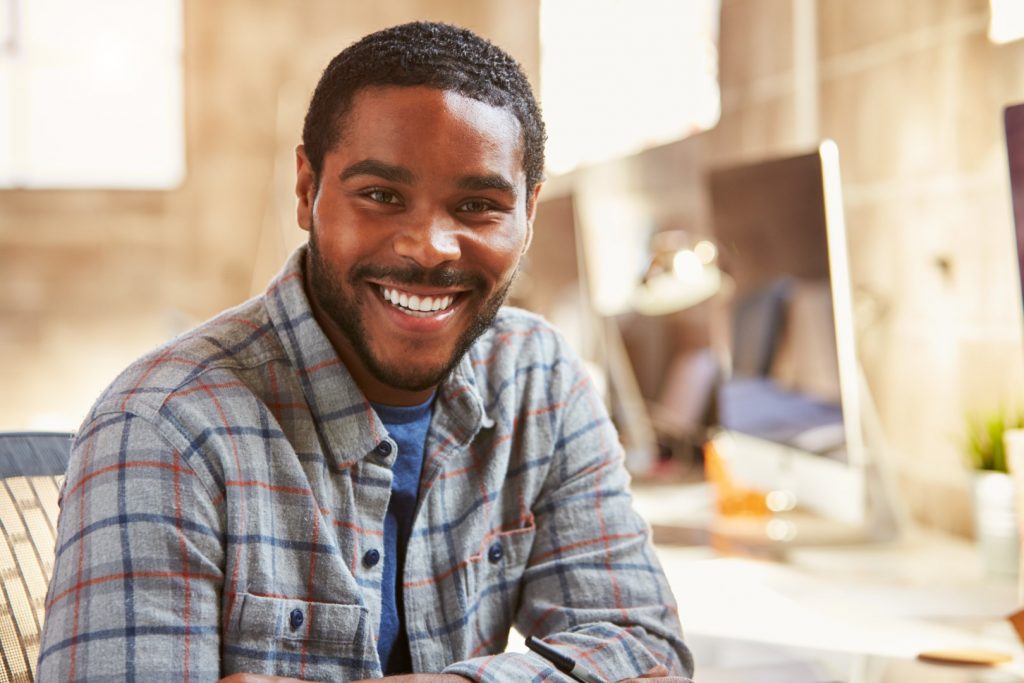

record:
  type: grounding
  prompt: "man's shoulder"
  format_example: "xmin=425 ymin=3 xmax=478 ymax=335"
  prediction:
xmin=87 ymin=294 xmax=281 ymax=422
xmin=476 ymin=306 xmax=566 ymax=357
xmin=465 ymin=306 xmax=583 ymax=389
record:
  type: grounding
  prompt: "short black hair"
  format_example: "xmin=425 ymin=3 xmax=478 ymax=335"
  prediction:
xmin=302 ymin=21 xmax=546 ymax=194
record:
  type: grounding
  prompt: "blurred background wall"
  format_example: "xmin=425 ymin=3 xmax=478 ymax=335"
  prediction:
xmin=2 ymin=0 xmax=1024 ymax=534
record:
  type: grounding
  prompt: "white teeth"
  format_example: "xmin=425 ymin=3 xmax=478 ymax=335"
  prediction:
xmin=380 ymin=286 xmax=455 ymax=314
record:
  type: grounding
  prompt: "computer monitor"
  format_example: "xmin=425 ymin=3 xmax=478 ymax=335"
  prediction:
xmin=1006 ymin=103 xmax=1024 ymax=286
xmin=706 ymin=141 xmax=867 ymax=527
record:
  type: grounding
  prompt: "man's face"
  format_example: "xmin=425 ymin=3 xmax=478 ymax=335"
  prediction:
xmin=295 ymin=86 xmax=540 ymax=406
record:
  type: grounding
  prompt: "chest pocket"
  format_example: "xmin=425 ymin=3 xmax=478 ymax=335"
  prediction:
xmin=224 ymin=592 xmax=372 ymax=679
xmin=463 ymin=524 xmax=536 ymax=650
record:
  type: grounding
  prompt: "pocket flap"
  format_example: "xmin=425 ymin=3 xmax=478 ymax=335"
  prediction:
xmin=234 ymin=592 xmax=367 ymax=644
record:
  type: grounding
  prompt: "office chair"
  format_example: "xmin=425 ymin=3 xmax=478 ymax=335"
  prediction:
xmin=0 ymin=432 xmax=72 ymax=683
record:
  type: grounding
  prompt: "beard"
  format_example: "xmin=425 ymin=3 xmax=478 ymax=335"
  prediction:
xmin=305 ymin=225 xmax=517 ymax=394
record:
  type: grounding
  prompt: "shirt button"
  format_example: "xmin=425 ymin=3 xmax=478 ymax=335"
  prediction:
xmin=374 ymin=441 xmax=393 ymax=457
xmin=363 ymin=548 xmax=381 ymax=568
xmin=289 ymin=608 xmax=304 ymax=631
xmin=487 ymin=541 xmax=504 ymax=564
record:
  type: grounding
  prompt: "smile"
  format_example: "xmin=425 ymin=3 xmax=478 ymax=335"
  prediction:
xmin=379 ymin=286 xmax=457 ymax=317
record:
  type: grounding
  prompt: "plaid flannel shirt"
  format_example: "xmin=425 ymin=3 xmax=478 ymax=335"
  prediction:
xmin=38 ymin=246 xmax=693 ymax=682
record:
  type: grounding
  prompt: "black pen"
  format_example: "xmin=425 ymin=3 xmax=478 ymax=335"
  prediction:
xmin=524 ymin=636 xmax=610 ymax=683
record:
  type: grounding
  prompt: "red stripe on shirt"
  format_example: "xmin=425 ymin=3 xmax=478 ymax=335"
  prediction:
xmin=47 ymin=570 xmax=222 ymax=612
xmin=120 ymin=345 xmax=178 ymax=411
xmin=65 ymin=459 xmax=194 ymax=500
xmin=172 ymin=449 xmax=192 ymax=681
xmin=531 ymin=532 xmax=643 ymax=564
xmin=196 ymin=377 xmax=249 ymax=632
xmin=68 ymin=429 xmax=98 ymax=682
xmin=583 ymin=388 xmax=627 ymax=616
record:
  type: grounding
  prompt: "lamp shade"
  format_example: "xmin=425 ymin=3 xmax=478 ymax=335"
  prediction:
xmin=632 ymin=230 xmax=723 ymax=315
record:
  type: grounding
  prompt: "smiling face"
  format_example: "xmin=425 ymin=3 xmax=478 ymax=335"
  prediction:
xmin=295 ymin=86 xmax=540 ymax=406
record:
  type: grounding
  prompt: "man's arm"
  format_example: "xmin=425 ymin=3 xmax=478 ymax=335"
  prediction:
xmin=38 ymin=410 xmax=226 ymax=681
xmin=220 ymin=670 xmax=678 ymax=682
xmin=220 ymin=674 xmax=471 ymax=682
xmin=441 ymin=358 xmax=694 ymax=682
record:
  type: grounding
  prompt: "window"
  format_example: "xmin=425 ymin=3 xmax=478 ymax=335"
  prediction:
xmin=540 ymin=0 xmax=720 ymax=175
xmin=0 ymin=0 xmax=184 ymax=189
xmin=990 ymin=0 xmax=1024 ymax=44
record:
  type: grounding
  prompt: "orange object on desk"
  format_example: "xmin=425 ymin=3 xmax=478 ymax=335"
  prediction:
xmin=704 ymin=440 xmax=770 ymax=517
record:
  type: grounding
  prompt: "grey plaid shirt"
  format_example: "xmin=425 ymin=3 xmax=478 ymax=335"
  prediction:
xmin=38 ymin=246 xmax=693 ymax=682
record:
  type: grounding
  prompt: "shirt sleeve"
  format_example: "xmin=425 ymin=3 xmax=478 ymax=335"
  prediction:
xmin=37 ymin=409 xmax=226 ymax=681
xmin=443 ymin=360 xmax=695 ymax=682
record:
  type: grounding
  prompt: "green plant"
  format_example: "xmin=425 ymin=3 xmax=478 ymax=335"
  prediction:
xmin=964 ymin=411 xmax=1024 ymax=473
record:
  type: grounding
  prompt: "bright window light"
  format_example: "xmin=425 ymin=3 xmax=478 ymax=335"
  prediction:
xmin=990 ymin=0 xmax=1024 ymax=44
xmin=0 ymin=0 xmax=184 ymax=189
xmin=540 ymin=0 xmax=720 ymax=175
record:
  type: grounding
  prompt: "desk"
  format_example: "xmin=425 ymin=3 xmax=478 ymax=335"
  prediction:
xmin=638 ymin=483 xmax=1024 ymax=682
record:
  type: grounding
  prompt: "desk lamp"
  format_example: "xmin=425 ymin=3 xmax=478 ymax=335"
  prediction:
xmin=631 ymin=229 xmax=723 ymax=316
xmin=626 ymin=230 xmax=732 ymax=478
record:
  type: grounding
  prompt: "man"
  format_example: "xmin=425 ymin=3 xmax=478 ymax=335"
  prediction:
xmin=38 ymin=21 xmax=694 ymax=682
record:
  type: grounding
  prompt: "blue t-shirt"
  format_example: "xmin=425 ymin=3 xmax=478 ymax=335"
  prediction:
xmin=371 ymin=396 xmax=433 ymax=674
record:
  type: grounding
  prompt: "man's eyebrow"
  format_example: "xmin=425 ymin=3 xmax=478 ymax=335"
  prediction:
xmin=339 ymin=159 xmax=416 ymax=184
xmin=457 ymin=174 xmax=517 ymax=198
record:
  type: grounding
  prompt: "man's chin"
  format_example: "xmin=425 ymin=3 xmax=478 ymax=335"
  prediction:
xmin=368 ymin=359 xmax=457 ymax=394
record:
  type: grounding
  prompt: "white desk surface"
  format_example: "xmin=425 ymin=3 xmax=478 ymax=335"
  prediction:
xmin=635 ymin=482 xmax=1024 ymax=682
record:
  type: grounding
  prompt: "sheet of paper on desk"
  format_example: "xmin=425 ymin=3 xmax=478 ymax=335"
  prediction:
xmin=695 ymin=660 xmax=836 ymax=683
xmin=698 ymin=655 xmax=1024 ymax=683
xmin=688 ymin=633 xmax=1024 ymax=683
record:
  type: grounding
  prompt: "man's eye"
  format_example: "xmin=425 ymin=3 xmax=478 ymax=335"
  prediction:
xmin=365 ymin=189 xmax=400 ymax=204
xmin=459 ymin=199 xmax=492 ymax=213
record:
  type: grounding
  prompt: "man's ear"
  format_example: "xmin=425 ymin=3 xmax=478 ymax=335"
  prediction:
xmin=295 ymin=144 xmax=317 ymax=232
xmin=522 ymin=183 xmax=543 ymax=254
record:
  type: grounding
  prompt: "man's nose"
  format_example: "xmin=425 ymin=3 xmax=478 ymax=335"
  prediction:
xmin=393 ymin=212 xmax=462 ymax=268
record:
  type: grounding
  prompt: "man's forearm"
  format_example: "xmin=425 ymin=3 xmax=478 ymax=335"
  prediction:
xmin=219 ymin=672 xmax=689 ymax=683
xmin=355 ymin=675 xmax=473 ymax=682
xmin=219 ymin=673 xmax=472 ymax=682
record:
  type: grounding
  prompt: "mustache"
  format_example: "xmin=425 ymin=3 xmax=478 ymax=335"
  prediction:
xmin=350 ymin=263 xmax=486 ymax=290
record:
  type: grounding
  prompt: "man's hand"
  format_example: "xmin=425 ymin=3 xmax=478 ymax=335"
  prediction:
xmin=218 ymin=675 xmax=311 ymax=683
xmin=353 ymin=675 xmax=472 ymax=682
xmin=616 ymin=664 xmax=693 ymax=682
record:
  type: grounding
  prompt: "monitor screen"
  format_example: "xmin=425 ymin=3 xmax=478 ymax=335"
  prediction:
xmin=706 ymin=142 xmax=866 ymax=525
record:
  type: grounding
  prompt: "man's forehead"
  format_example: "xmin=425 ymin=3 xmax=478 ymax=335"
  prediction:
xmin=337 ymin=85 xmax=523 ymax=151
xmin=324 ymin=85 xmax=527 ymax=190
